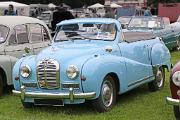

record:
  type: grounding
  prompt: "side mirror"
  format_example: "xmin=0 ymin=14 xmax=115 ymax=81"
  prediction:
xmin=24 ymin=47 xmax=31 ymax=53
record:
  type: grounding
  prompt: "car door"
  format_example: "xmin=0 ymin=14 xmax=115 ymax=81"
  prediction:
xmin=29 ymin=24 xmax=50 ymax=54
xmin=118 ymin=39 xmax=153 ymax=89
xmin=4 ymin=24 xmax=33 ymax=58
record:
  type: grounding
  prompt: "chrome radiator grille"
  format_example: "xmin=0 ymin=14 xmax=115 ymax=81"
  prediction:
xmin=37 ymin=59 xmax=60 ymax=89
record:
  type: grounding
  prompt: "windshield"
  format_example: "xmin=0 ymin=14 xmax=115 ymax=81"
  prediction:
xmin=0 ymin=25 xmax=9 ymax=44
xmin=39 ymin=13 xmax=51 ymax=20
xmin=118 ymin=17 xmax=132 ymax=24
xmin=54 ymin=23 xmax=117 ymax=42
xmin=128 ymin=17 xmax=163 ymax=29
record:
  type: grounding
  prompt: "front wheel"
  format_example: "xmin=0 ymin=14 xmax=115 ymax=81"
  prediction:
xmin=148 ymin=67 xmax=165 ymax=91
xmin=0 ymin=75 xmax=3 ymax=96
xmin=22 ymin=102 xmax=34 ymax=108
xmin=92 ymin=75 xmax=116 ymax=112
xmin=174 ymin=106 xmax=180 ymax=120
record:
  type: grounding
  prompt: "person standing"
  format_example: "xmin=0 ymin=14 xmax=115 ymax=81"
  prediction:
xmin=144 ymin=7 xmax=152 ymax=16
xmin=150 ymin=4 xmax=156 ymax=15
xmin=4 ymin=4 xmax=16 ymax=15
xmin=51 ymin=4 xmax=74 ymax=31
xmin=104 ymin=3 xmax=115 ymax=18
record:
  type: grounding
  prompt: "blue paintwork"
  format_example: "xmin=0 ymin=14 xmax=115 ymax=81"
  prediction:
xmin=13 ymin=18 xmax=171 ymax=104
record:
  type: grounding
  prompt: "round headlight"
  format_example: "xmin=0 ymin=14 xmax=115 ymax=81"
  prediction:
xmin=66 ymin=65 xmax=79 ymax=79
xmin=172 ymin=71 xmax=180 ymax=87
xmin=20 ymin=65 xmax=31 ymax=78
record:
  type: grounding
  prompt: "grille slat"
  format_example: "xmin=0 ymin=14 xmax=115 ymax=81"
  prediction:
xmin=37 ymin=59 xmax=60 ymax=89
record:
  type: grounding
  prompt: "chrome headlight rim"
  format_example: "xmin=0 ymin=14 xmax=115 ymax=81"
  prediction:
xmin=172 ymin=71 xmax=180 ymax=87
xmin=20 ymin=65 xmax=31 ymax=78
xmin=66 ymin=65 xmax=79 ymax=80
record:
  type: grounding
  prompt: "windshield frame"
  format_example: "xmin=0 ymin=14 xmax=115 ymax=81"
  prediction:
xmin=54 ymin=22 xmax=118 ymax=42
xmin=128 ymin=17 xmax=163 ymax=30
xmin=0 ymin=24 xmax=9 ymax=44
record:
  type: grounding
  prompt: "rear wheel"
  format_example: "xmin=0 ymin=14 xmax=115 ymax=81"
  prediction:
xmin=177 ymin=37 xmax=180 ymax=51
xmin=174 ymin=106 xmax=180 ymax=120
xmin=148 ymin=67 xmax=165 ymax=91
xmin=92 ymin=75 xmax=116 ymax=112
xmin=0 ymin=75 xmax=3 ymax=96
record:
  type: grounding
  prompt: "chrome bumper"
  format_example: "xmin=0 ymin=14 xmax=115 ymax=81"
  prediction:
xmin=12 ymin=86 xmax=96 ymax=101
xmin=166 ymin=97 xmax=180 ymax=106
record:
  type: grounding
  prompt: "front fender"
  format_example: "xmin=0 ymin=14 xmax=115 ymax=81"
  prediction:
xmin=151 ymin=42 xmax=171 ymax=71
xmin=0 ymin=55 xmax=18 ymax=85
xmin=81 ymin=55 xmax=126 ymax=99
xmin=13 ymin=56 xmax=35 ymax=90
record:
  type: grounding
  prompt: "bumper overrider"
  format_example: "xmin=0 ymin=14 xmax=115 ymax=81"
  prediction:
xmin=166 ymin=90 xmax=180 ymax=106
xmin=166 ymin=97 xmax=180 ymax=106
xmin=12 ymin=86 xmax=96 ymax=102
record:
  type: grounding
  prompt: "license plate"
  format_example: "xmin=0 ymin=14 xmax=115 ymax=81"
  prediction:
xmin=34 ymin=99 xmax=64 ymax=106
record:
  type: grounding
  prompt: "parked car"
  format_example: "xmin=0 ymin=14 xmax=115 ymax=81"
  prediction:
xmin=12 ymin=18 xmax=171 ymax=112
xmin=37 ymin=11 xmax=53 ymax=28
xmin=166 ymin=61 xmax=180 ymax=119
xmin=0 ymin=16 xmax=52 ymax=96
xmin=128 ymin=16 xmax=180 ymax=50
xmin=117 ymin=16 xmax=132 ymax=29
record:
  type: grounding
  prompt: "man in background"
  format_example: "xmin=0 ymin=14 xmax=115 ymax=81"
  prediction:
xmin=51 ymin=4 xmax=74 ymax=31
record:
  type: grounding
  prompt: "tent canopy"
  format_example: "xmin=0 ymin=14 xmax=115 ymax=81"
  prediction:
xmin=48 ymin=3 xmax=56 ymax=8
xmin=0 ymin=1 xmax=28 ymax=7
xmin=111 ymin=3 xmax=122 ymax=8
xmin=88 ymin=3 xmax=104 ymax=8
xmin=0 ymin=1 xmax=29 ymax=16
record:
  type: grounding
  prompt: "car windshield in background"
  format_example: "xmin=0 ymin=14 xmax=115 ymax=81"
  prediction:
xmin=39 ymin=13 xmax=50 ymax=20
xmin=55 ymin=23 xmax=117 ymax=42
xmin=118 ymin=17 xmax=132 ymax=24
xmin=0 ymin=25 xmax=8 ymax=44
xmin=128 ymin=17 xmax=163 ymax=29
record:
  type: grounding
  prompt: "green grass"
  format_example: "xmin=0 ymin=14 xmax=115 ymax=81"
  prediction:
xmin=0 ymin=51 xmax=180 ymax=120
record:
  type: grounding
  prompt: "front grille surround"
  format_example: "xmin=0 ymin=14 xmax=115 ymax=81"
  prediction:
xmin=37 ymin=59 xmax=60 ymax=89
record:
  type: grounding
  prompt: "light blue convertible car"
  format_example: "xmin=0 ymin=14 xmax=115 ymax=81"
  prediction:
xmin=12 ymin=18 xmax=171 ymax=112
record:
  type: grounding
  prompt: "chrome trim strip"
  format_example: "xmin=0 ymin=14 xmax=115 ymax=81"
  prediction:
xmin=12 ymin=86 xmax=96 ymax=101
xmin=166 ymin=97 xmax=180 ymax=106
xmin=128 ymin=75 xmax=155 ymax=87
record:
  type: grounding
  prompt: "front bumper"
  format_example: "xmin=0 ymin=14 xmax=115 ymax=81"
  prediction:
xmin=12 ymin=86 xmax=96 ymax=102
xmin=166 ymin=97 xmax=180 ymax=106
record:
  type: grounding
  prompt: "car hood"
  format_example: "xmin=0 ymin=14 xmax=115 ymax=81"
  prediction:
xmin=35 ymin=41 xmax=113 ymax=65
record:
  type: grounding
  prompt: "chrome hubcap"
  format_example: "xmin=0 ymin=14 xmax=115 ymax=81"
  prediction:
xmin=156 ymin=69 xmax=164 ymax=87
xmin=102 ymin=80 xmax=113 ymax=107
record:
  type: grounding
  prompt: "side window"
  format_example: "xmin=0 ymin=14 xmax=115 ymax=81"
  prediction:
xmin=29 ymin=24 xmax=43 ymax=43
xmin=15 ymin=25 xmax=29 ymax=44
xmin=9 ymin=30 xmax=17 ymax=45
xmin=43 ymin=27 xmax=50 ymax=41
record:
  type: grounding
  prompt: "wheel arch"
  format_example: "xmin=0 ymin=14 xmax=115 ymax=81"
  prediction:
xmin=106 ymin=72 xmax=120 ymax=95
xmin=0 ymin=67 xmax=7 ymax=87
xmin=151 ymin=43 xmax=171 ymax=71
